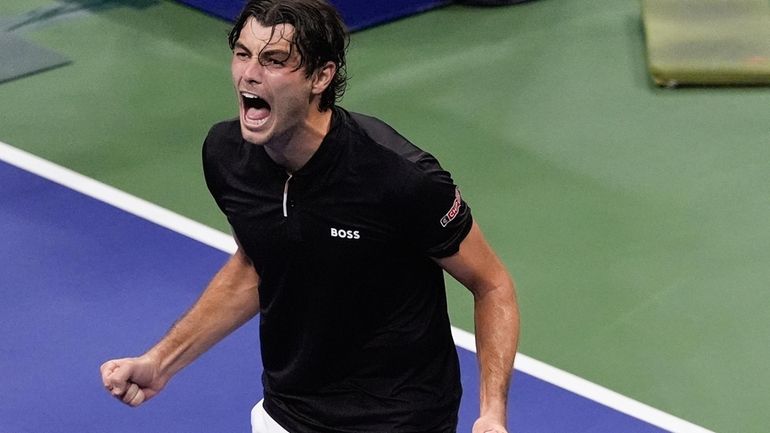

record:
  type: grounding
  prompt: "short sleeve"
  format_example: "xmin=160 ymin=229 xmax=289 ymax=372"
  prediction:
xmin=405 ymin=165 xmax=473 ymax=258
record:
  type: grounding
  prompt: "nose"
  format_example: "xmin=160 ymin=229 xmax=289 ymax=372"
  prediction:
xmin=243 ymin=59 xmax=264 ymax=84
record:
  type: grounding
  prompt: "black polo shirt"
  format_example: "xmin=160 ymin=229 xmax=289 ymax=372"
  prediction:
xmin=203 ymin=107 xmax=473 ymax=433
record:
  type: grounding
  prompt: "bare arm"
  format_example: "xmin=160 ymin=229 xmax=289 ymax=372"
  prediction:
xmin=101 ymin=246 xmax=261 ymax=406
xmin=435 ymin=222 xmax=520 ymax=433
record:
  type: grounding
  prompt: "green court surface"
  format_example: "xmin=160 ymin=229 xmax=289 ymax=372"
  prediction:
xmin=2 ymin=0 xmax=769 ymax=431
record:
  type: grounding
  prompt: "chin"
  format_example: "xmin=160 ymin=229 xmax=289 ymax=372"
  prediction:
xmin=240 ymin=125 xmax=268 ymax=145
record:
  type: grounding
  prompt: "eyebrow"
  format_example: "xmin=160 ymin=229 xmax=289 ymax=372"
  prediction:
xmin=233 ymin=41 xmax=292 ymax=59
xmin=233 ymin=42 xmax=251 ymax=54
xmin=260 ymin=47 xmax=292 ymax=58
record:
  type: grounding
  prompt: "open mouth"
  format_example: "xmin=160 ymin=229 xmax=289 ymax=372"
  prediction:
xmin=241 ymin=92 xmax=271 ymax=127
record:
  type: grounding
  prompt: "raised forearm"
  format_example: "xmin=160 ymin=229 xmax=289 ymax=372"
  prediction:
xmin=146 ymin=248 xmax=260 ymax=382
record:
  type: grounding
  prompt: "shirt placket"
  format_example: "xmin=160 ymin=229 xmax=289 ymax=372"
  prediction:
xmin=282 ymin=173 xmax=302 ymax=243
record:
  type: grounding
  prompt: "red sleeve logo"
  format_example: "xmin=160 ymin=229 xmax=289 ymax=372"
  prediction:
xmin=440 ymin=188 xmax=462 ymax=228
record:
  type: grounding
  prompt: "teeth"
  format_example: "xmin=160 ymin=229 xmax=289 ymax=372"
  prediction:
xmin=241 ymin=92 xmax=259 ymax=99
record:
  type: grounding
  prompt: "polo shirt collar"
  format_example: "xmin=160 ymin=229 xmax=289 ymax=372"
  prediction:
xmin=291 ymin=106 xmax=346 ymax=178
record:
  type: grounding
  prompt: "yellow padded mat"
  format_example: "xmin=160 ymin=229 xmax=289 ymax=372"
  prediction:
xmin=642 ymin=0 xmax=770 ymax=86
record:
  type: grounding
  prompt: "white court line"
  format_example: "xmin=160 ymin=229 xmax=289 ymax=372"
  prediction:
xmin=0 ymin=140 xmax=715 ymax=433
xmin=0 ymin=141 xmax=237 ymax=254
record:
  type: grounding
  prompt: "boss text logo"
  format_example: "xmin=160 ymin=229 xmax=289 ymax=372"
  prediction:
xmin=330 ymin=228 xmax=360 ymax=240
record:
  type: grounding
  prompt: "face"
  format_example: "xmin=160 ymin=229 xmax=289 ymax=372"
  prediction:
xmin=231 ymin=18 xmax=321 ymax=146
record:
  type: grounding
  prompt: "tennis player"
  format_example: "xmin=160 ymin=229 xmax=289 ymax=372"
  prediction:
xmin=100 ymin=1 xmax=519 ymax=432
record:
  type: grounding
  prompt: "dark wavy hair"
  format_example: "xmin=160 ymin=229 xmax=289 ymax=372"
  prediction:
xmin=228 ymin=0 xmax=349 ymax=111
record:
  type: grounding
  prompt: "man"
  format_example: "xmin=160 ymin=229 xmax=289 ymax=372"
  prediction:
xmin=100 ymin=1 xmax=519 ymax=432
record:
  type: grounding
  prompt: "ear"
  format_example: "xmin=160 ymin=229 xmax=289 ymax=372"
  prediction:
xmin=310 ymin=61 xmax=337 ymax=96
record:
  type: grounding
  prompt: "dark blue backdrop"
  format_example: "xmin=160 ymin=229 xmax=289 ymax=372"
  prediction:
xmin=174 ymin=0 xmax=450 ymax=30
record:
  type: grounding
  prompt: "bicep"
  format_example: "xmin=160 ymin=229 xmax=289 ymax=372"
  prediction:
xmin=433 ymin=222 xmax=513 ymax=298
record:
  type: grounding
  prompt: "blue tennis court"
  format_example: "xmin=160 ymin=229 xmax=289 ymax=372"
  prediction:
xmin=1 ymin=145 xmax=707 ymax=432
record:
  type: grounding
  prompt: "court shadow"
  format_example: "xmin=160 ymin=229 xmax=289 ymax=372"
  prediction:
xmin=2 ymin=0 xmax=160 ymax=33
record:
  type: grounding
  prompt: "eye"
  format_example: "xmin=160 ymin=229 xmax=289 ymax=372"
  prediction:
xmin=262 ymin=56 xmax=285 ymax=67
xmin=259 ymin=50 xmax=291 ymax=68
xmin=234 ymin=50 xmax=249 ymax=60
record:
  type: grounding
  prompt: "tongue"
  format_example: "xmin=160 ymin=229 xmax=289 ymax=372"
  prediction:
xmin=246 ymin=107 xmax=270 ymax=120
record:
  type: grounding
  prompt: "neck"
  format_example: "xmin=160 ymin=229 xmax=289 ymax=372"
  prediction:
xmin=265 ymin=107 xmax=333 ymax=173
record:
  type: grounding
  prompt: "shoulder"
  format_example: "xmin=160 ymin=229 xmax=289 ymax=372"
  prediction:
xmin=341 ymin=109 xmax=462 ymax=210
xmin=202 ymin=118 xmax=246 ymax=180
xmin=348 ymin=111 xmax=433 ymax=166
xmin=343 ymin=109 xmax=448 ymax=182
xmin=201 ymin=118 xmax=245 ymax=196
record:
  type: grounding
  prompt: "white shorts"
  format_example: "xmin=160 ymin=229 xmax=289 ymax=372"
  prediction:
xmin=251 ymin=400 xmax=290 ymax=433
